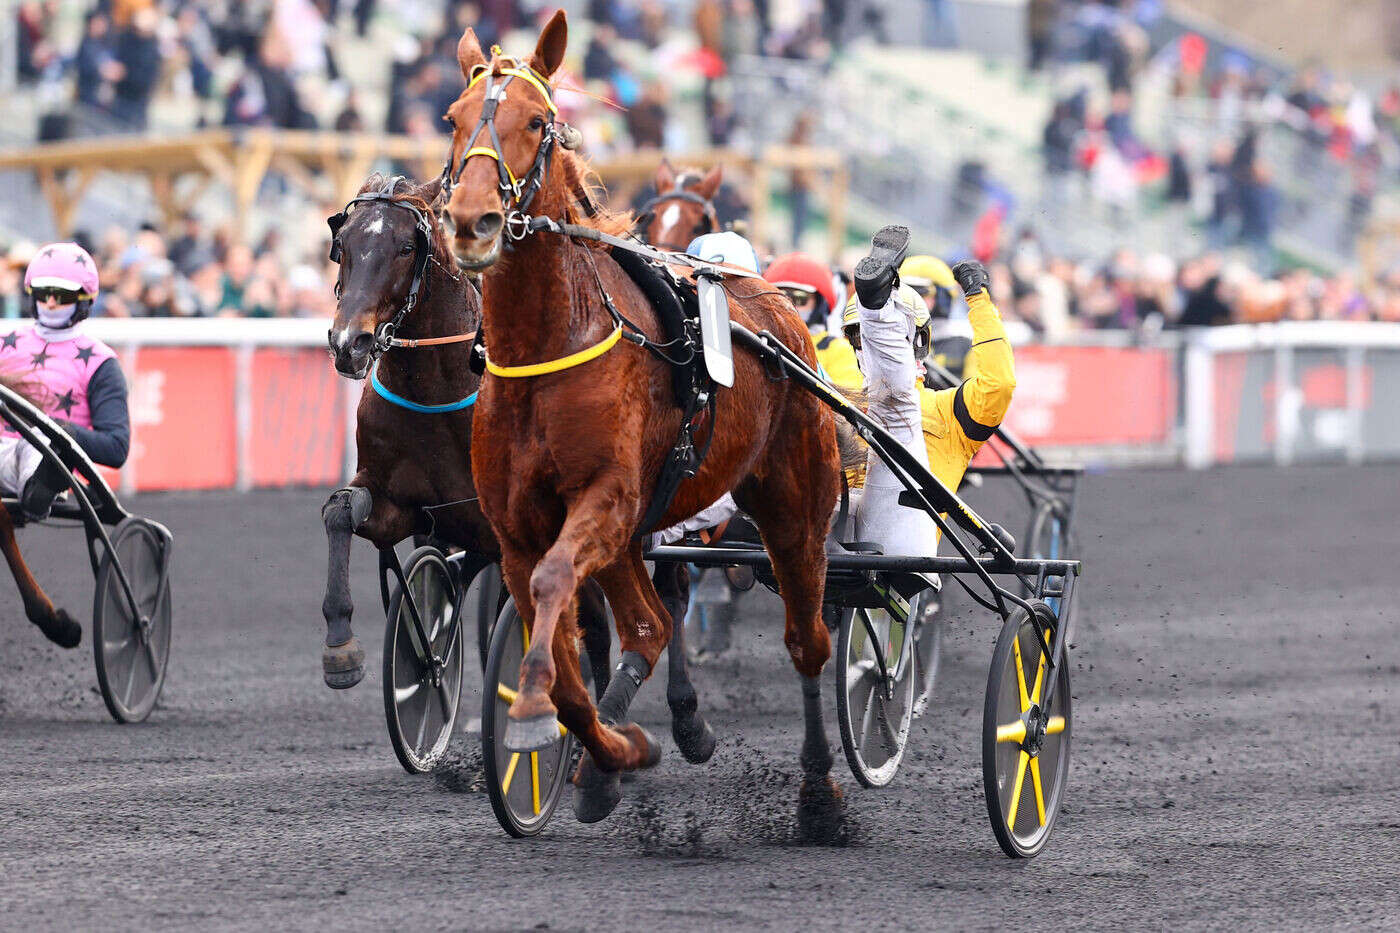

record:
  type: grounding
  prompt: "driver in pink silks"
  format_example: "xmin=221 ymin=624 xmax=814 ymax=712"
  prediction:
xmin=0 ymin=245 xmax=130 ymax=523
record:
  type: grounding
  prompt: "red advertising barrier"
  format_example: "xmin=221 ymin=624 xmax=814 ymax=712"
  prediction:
xmin=250 ymin=348 xmax=345 ymax=487
xmin=111 ymin=344 xmax=1176 ymax=491
xmin=127 ymin=346 xmax=237 ymax=491
xmin=999 ymin=345 xmax=1176 ymax=448
xmin=122 ymin=346 xmax=349 ymax=491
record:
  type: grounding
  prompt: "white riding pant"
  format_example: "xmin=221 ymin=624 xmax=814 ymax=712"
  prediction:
xmin=0 ymin=436 xmax=44 ymax=497
xmin=852 ymin=292 xmax=939 ymax=559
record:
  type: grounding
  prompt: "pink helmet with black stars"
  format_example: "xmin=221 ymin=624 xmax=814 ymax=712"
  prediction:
xmin=24 ymin=242 xmax=99 ymax=299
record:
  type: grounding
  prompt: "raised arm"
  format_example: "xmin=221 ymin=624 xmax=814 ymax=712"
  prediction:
xmin=950 ymin=261 xmax=1015 ymax=441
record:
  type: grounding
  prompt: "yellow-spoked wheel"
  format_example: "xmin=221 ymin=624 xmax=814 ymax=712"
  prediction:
xmin=982 ymin=601 xmax=1071 ymax=858
xmin=482 ymin=596 xmax=575 ymax=837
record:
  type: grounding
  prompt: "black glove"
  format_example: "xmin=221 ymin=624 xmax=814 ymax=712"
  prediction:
xmin=951 ymin=259 xmax=990 ymax=299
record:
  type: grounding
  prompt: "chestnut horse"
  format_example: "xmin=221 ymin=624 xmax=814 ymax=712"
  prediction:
xmin=441 ymin=11 xmax=844 ymax=828
xmin=640 ymin=161 xmax=722 ymax=251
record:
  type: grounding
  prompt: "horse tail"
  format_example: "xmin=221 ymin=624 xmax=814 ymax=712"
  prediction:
xmin=828 ymin=384 xmax=869 ymax=474
xmin=0 ymin=367 xmax=45 ymax=409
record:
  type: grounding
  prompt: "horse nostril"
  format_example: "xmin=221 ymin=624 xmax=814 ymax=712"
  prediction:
xmin=473 ymin=212 xmax=504 ymax=240
xmin=439 ymin=209 xmax=457 ymax=239
xmin=350 ymin=332 xmax=375 ymax=357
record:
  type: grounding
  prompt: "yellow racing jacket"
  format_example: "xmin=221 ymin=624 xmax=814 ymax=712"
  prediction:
xmin=918 ymin=289 xmax=1015 ymax=492
xmin=810 ymin=329 xmax=863 ymax=393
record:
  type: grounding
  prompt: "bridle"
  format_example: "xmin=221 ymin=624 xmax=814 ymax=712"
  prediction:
xmin=439 ymin=54 xmax=567 ymax=245
xmin=327 ymin=177 xmax=445 ymax=358
xmin=637 ymin=184 xmax=719 ymax=248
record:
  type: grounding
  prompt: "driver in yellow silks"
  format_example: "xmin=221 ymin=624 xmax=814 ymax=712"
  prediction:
xmin=844 ymin=247 xmax=1015 ymax=505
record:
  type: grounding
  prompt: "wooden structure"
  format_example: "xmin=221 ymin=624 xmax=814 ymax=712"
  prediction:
xmin=0 ymin=130 xmax=849 ymax=258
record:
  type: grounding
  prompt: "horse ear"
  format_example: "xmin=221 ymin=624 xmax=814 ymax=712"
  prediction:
xmin=457 ymin=27 xmax=486 ymax=81
xmin=654 ymin=159 xmax=675 ymax=194
xmin=529 ymin=9 xmax=568 ymax=79
xmin=417 ymin=175 xmax=444 ymax=206
xmin=695 ymin=165 xmax=723 ymax=200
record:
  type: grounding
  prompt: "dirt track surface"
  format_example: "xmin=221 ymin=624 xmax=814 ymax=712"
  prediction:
xmin=1 ymin=466 xmax=1397 ymax=930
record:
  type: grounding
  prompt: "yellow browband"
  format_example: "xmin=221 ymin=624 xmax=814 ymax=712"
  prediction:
xmin=484 ymin=324 xmax=624 ymax=378
xmin=465 ymin=62 xmax=559 ymax=114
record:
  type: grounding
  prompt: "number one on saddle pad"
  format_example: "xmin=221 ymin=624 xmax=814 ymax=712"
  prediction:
xmin=696 ymin=274 xmax=735 ymax=388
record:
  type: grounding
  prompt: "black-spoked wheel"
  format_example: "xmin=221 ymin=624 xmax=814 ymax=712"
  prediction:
xmin=982 ymin=601 xmax=1072 ymax=858
xmin=471 ymin=562 xmax=504 ymax=672
xmin=382 ymin=547 xmax=465 ymax=774
xmin=93 ymin=517 xmax=172 ymax=724
xmin=482 ymin=597 xmax=574 ymax=837
xmin=835 ymin=586 xmax=931 ymax=788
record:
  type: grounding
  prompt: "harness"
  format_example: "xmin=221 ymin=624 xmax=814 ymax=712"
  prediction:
xmin=328 ymin=177 xmax=479 ymax=413
xmin=637 ymin=183 xmax=719 ymax=245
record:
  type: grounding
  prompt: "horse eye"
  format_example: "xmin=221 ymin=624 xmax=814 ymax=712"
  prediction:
xmin=529 ymin=115 xmax=545 ymax=131
xmin=399 ymin=243 xmax=415 ymax=256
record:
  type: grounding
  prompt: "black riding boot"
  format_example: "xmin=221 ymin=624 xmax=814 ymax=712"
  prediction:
xmin=21 ymin=457 xmax=69 ymax=523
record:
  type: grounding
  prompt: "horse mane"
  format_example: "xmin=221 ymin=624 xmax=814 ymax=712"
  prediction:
xmin=556 ymin=150 xmax=633 ymax=241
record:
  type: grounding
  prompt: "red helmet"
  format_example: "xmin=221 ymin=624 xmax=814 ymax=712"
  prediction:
xmin=763 ymin=252 xmax=837 ymax=313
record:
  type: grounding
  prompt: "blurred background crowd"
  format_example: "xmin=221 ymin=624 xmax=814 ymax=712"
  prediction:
xmin=4 ymin=0 xmax=1400 ymax=331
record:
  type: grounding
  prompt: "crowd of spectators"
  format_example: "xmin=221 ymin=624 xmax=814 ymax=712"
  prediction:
xmin=1 ymin=219 xmax=334 ymax=320
xmin=979 ymin=227 xmax=1400 ymax=338
xmin=1032 ymin=1 xmax=1398 ymax=261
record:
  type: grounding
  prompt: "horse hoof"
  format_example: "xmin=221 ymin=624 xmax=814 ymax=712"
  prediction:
xmin=572 ymin=756 xmax=623 ymax=824
xmin=672 ymin=715 xmax=717 ymax=765
xmin=797 ymin=776 xmax=848 ymax=846
xmin=322 ymin=637 xmax=365 ymax=690
xmin=616 ymin=723 xmax=664 ymax=769
xmin=33 ymin=607 xmax=82 ymax=650
xmin=503 ymin=713 xmax=562 ymax=752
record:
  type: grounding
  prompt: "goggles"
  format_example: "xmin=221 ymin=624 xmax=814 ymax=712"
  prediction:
xmin=30 ymin=286 xmax=84 ymax=305
xmin=778 ymin=286 xmax=817 ymax=306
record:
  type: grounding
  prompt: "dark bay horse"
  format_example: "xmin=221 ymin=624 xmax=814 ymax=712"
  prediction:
xmin=441 ymin=12 xmax=844 ymax=828
xmin=319 ymin=173 xmax=713 ymax=771
xmin=641 ymin=161 xmax=722 ymax=251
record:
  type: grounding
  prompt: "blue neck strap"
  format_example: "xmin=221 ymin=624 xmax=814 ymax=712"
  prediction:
xmin=370 ymin=362 xmax=477 ymax=414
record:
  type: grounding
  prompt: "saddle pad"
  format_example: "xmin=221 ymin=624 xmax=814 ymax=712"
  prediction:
xmin=608 ymin=245 xmax=696 ymax=407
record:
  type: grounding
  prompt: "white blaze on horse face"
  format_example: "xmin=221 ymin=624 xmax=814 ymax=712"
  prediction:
xmin=659 ymin=204 xmax=681 ymax=241
xmin=366 ymin=216 xmax=384 ymax=235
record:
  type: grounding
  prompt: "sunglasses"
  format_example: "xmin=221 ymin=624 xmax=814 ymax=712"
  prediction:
xmin=779 ymin=287 xmax=817 ymax=306
xmin=31 ymin=286 xmax=84 ymax=305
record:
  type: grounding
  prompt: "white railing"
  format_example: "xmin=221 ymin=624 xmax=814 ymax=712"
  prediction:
xmin=55 ymin=318 xmax=1400 ymax=492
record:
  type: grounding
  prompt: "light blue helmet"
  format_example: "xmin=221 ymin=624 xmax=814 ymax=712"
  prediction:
xmin=685 ymin=231 xmax=760 ymax=274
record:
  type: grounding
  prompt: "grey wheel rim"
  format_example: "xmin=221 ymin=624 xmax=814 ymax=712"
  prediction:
xmin=94 ymin=519 xmax=171 ymax=724
xmin=386 ymin=551 xmax=463 ymax=773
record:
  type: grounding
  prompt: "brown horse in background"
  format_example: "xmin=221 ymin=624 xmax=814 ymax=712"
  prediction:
xmin=0 ymin=373 xmax=83 ymax=649
xmin=641 ymin=161 xmax=723 ymax=251
xmin=441 ymin=11 xmax=845 ymax=830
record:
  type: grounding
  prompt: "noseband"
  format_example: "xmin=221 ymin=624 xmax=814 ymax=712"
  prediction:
xmin=441 ymin=55 xmax=564 ymax=243
xmin=327 ymin=178 xmax=440 ymax=357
